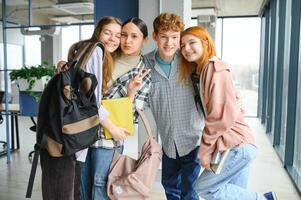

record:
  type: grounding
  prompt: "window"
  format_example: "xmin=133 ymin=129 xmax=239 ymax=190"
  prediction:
xmin=80 ymin=25 xmax=94 ymax=40
xmin=24 ymin=35 xmax=41 ymax=66
xmin=218 ymin=17 xmax=261 ymax=116
xmin=215 ymin=18 xmax=223 ymax=58
xmin=61 ymin=26 xmax=80 ymax=60
xmin=0 ymin=43 xmax=23 ymax=92
xmin=294 ymin=87 xmax=301 ymax=177
xmin=0 ymin=43 xmax=23 ymax=70
xmin=61 ymin=25 xmax=94 ymax=60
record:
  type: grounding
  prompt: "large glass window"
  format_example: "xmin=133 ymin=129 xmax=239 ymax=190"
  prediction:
xmin=293 ymin=0 xmax=301 ymax=182
xmin=61 ymin=26 xmax=80 ymax=60
xmin=217 ymin=17 xmax=261 ymax=117
xmin=215 ymin=18 xmax=223 ymax=57
xmin=0 ymin=43 xmax=23 ymax=70
xmin=61 ymin=25 xmax=94 ymax=60
xmin=294 ymin=76 xmax=301 ymax=179
xmin=190 ymin=18 xmax=198 ymax=26
xmin=0 ymin=43 xmax=23 ymax=93
xmin=279 ymin=0 xmax=292 ymax=154
xmin=80 ymin=25 xmax=94 ymax=40
xmin=24 ymin=35 xmax=41 ymax=66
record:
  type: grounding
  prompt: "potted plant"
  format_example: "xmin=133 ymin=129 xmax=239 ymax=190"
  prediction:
xmin=9 ymin=62 xmax=55 ymax=116
xmin=9 ymin=62 xmax=55 ymax=101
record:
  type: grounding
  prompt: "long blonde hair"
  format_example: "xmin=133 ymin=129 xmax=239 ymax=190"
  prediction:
xmin=179 ymin=26 xmax=216 ymax=81
xmin=90 ymin=16 xmax=122 ymax=92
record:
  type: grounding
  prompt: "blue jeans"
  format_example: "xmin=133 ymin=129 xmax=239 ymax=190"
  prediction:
xmin=162 ymin=146 xmax=201 ymax=200
xmin=80 ymin=146 xmax=122 ymax=200
xmin=195 ymin=144 xmax=266 ymax=200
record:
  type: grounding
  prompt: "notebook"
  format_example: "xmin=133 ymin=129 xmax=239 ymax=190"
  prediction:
xmin=101 ymin=97 xmax=134 ymax=139
xmin=210 ymin=149 xmax=230 ymax=174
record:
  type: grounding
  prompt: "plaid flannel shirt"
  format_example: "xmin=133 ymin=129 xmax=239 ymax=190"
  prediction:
xmin=103 ymin=59 xmax=151 ymax=123
xmin=92 ymin=58 xmax=151 ymax=148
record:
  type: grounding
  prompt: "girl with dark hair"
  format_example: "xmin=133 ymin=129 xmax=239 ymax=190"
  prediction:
xmin=80 ymin=17 xmax=151 ymax=200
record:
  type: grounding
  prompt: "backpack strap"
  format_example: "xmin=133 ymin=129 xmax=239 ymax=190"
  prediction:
xmin=25 ymin=134 xmax=47 ymax=198
xmin=110 ymin=109 xmax=155 ymax=170
xmin=69 ymin=41 xmax=105 ymax=70
xmin=25 ymin=145 xmax=40 ymax=198
xmin=136 ymin=109 xmax=153 ymax=139
xmin=77 ymin=42 xmax=104 ymax=69
xmin=191 ymin=72 xmax=206 ymax=117
xmin=68 ymin=41 xmax=90 ymax=63
xmin=71 ymin=42 xmax=93 ymax=65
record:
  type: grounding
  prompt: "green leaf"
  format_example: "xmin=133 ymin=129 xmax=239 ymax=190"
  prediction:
xmin=9 ymin=61 xmax=55 ymax=102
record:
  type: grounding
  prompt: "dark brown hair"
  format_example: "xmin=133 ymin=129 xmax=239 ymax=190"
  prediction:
xmin=114 ymin=17 xmax=148 ymax=59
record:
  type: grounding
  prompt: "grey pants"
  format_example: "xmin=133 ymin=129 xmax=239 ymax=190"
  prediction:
xmin=40 ymin=150 xmax=79 ymax=200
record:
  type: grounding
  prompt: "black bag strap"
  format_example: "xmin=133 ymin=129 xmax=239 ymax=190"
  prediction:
xmin=191 ymin=72 xmax=206 ymax=117
xmin=25 ymin=134 xmax=47 ymax=198
xmin=69 ymin=41 xmax=104 ymax=70
xmin=25 ymin=145 xmax=39 ymax=198
xmin=77 ymin=42 xmax=104 ymax=69
xmin=68 ymin=42 xmax=92 ymax=64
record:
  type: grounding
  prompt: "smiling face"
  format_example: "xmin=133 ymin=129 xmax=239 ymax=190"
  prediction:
xmin=180 ymin=34 xmax=204 ymax=63
xmin=153 ymin=30 xmax=180 ymax=62
xmin=120 ymin=22 xmax=147 ymax=56
xmin=99 ymin=22 xmax=121 ymax=53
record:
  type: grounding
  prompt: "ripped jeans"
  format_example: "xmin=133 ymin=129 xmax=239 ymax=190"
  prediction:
xmin=80 ymin=146 xmax=122 ymax=200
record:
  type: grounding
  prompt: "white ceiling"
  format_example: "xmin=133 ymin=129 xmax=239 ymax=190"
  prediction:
xmin=0 ymin=0 xmax=267 ymax=25
xmin=192 ymin=0 xmax=267 ymax=17
xmin=1 ymin=0 xmax=94 ymax=25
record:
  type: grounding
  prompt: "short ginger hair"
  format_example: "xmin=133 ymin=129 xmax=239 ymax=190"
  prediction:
xmin=153 ymin=12 xmax=184 ymax=33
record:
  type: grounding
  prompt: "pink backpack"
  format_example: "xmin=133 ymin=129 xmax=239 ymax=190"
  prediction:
xmin=107 ymin=109 xmax=162 ymax=200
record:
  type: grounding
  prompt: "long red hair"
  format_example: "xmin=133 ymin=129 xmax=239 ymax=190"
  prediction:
xmin=179 ymin=26 xmax=216 ymax=81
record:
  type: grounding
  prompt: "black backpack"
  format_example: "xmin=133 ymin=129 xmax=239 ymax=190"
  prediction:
xmin=26 ymin=41 xmax=104 ymax=198
xmin=37 ymin=62 xmax=100 ymax=156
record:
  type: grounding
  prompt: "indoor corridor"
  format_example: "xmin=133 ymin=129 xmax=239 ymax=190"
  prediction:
xmin=0 ymin=116 xmax=300 ymax=200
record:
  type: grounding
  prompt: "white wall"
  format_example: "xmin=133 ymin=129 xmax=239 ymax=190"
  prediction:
xmin=138 ymin=0 xmax=160 ymax=54
xmin=161 ymin=0 xmax=191 ymax=29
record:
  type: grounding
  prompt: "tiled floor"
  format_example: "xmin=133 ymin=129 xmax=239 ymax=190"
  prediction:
xmin=0 ymin=116 xmax=300 ymax=200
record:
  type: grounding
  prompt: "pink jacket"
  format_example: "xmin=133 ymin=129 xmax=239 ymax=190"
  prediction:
xmin=198 ymin=57 xmax=255 ymax=169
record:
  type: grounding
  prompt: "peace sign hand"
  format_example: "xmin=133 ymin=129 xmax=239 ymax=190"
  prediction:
xmin=127 ymin=66 xmax=151 ymax=101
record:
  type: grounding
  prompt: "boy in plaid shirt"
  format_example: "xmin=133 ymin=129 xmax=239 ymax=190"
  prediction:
xmin=143 ymin=13 xmax=204 ymax=200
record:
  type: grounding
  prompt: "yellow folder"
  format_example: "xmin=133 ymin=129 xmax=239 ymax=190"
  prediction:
xmin=101 ymin=97 xmax=134 ymax=139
